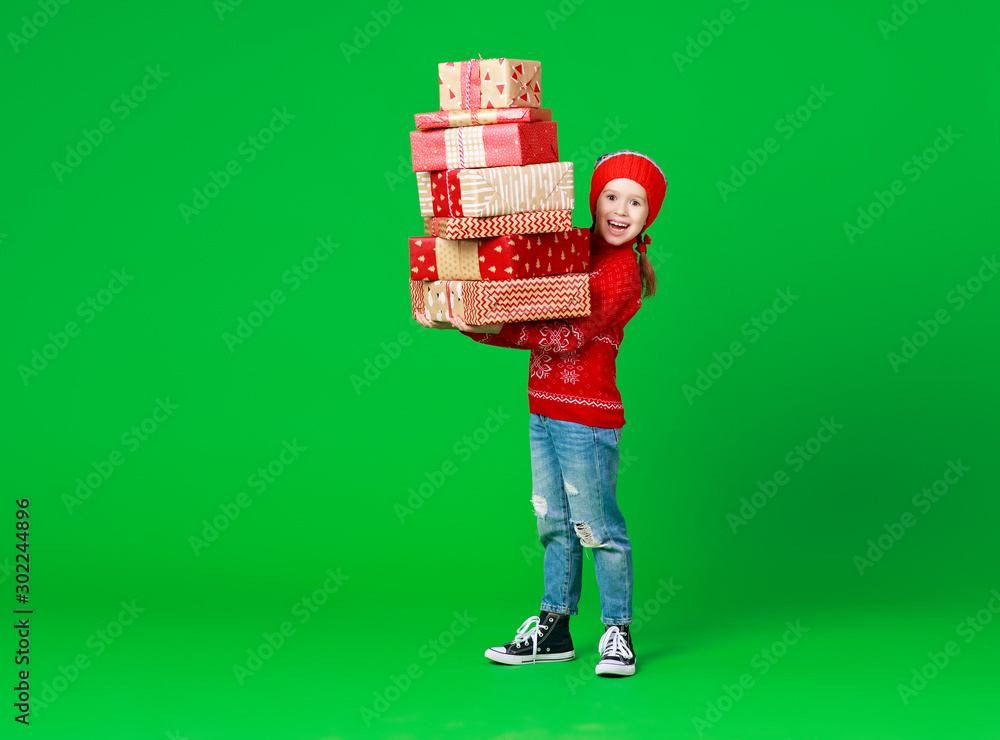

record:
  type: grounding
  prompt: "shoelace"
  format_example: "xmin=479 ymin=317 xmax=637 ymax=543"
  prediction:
xmin=510 ymin=616 xmax=548 ymax=663
xmin=598 ymin=626 xmax=633 ymax=662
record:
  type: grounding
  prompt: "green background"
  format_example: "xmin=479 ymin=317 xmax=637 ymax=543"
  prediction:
xmin=2 ymin=0 xmax=998 ymax=737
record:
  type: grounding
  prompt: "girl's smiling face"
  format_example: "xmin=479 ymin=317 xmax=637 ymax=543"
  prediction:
xmin=595 ymin=178 xmax=649 ymax=246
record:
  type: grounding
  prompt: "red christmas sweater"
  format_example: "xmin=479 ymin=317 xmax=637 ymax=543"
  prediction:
xmin=464 ymin=233 xmax=642 ymax=428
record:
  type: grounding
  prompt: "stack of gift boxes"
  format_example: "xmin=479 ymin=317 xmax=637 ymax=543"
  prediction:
xmin=407 ymin=58 xmax=591 ymax=326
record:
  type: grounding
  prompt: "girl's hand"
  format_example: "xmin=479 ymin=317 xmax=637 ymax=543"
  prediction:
xmin=451 ymin=316 xmax=503 ymax=334
xmin=414 ymin=312 xmax=456 ymax=330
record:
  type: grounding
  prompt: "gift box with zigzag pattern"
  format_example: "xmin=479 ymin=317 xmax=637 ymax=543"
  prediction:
xmin=410 ymin=273 xmax=590 ymax=325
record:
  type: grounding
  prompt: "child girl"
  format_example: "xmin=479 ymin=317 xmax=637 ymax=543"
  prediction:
xmin=415 ymin=150 xmax=667 ymax=677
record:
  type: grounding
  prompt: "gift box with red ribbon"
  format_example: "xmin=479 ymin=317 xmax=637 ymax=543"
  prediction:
xmin=415 ymin=161 xmax=573 ymax=219
xmin=410 ymin=120 xmax=558 ymax=172
xmin=439 ymin=58 xmax=541 ymax=111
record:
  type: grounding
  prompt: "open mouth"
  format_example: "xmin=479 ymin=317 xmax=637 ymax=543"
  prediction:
xmin=607 ymin=220 xmax=630 ymax=236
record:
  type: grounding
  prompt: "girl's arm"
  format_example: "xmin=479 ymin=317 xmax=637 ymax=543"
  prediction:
xmin=464 ymin=257 xmax=640 ymax=353
xmin=414 ymin=312 xmax=504 ymax=334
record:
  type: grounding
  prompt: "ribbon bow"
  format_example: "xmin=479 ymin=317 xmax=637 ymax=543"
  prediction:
xmin=636 ymin=233 xmax=651 ymax=257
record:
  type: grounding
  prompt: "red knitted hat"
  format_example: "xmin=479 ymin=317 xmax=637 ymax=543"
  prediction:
xmin=589 ymin=150 xmax=668 ymax=232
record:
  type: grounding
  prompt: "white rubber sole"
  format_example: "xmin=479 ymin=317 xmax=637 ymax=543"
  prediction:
xmin=484 ymin=648 xmax=576 ymax=665
xmin=595 ymin=660 xmax=635 ymax=676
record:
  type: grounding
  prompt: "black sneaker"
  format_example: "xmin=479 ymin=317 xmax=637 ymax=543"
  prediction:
xmin=484 ymin=611 xmax=575 ymax=665
xmin=595 ymin=624 xmax=635 ymax=676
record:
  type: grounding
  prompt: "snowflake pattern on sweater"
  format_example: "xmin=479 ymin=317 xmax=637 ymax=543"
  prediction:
xmin=559 ymin=358 xmax=581 ymax=385
xmin=465 ymin=235 xmax=642 ymax=428
xmin=529 ymin=351 xmax=552 ymax=379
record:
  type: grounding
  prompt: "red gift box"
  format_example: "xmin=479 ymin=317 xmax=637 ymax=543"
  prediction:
xmin=414 ymin=108 xmax=552 ymax=130
xmin=423 ymin=210 xmax=573 ymax=239
xmin=410 ymin=121 xmax=558 ymax=172
xmin=409 ymin=228 xmax=589 ymax=281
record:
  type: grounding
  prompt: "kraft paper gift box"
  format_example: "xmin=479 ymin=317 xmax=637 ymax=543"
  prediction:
xmin=414 ymin=107 xmax=552 ymax=130
xmin=410 ymin=120 xmax=558 ymax=172
xmin=415 ymin=161 xmax=573 ymax=218
xmin=410 ymin=273 xmax=591 ymax=325
xmin=423 ymin=210 xmax=572 ymax=239
xmin=409 ymin=229 xmax=589 ymax=281
xmin=439 ymin=58 xmax=541 ymax=111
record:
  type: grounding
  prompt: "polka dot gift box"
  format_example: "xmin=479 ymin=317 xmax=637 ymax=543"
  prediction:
xmin=409 ymin=120 xmax=558 ymax=172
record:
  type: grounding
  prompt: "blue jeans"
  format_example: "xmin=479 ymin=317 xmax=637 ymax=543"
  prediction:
xmin=529 ymin=413 xmax=632 ymax=625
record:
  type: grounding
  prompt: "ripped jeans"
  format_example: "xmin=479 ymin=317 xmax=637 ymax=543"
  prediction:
xmin=529 ymin=413 xmax=632 ymax=626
